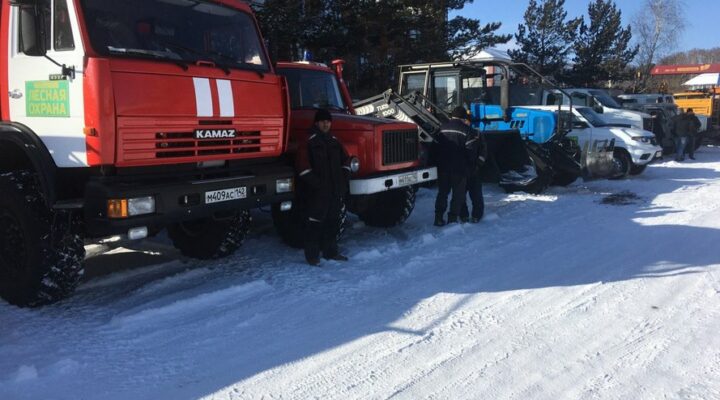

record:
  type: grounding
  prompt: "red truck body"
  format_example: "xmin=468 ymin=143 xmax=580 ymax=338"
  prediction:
xmin=0 ymin=0 xmax=294 ymax=306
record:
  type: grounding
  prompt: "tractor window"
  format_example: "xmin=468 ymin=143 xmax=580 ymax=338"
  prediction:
xmin=401 ymin=73 xmax=426 ymax=96
xmin=433 ymin=75 xmax=459 ymax=112
xmin=54 ymin=0 xmax=75 ymax=50
xmin=80 ymin=0 xmax=269 ymax=71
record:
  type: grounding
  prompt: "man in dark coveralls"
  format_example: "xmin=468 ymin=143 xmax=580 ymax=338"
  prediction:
xmin=299 ymin=109 xmax=351 ymax=265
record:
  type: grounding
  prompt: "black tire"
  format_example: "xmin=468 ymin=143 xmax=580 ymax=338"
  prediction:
xmin=629 ymin=163 xmax=648 ymax=176
xmin=0 ymin=171 xmax=85 ymax=307
xmin=272 ymin=202 xmax=347 ymax=249
xmin=168 ymin=210 xmax=250 ymax=259
xmin=356 ymin=186 xmax=416 ymax=227
xmin=609 ymin=149 xmax=631 ymax=180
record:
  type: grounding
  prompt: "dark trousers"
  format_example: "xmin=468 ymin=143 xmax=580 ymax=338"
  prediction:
xmin=461 ymin=172 xmax=484 ymax=220
xmin=685 ymin=136 xmax=696 ymax=157
xmin=675 ymin=137 xmax=688 ymax=160
xmin=304 ymin=198 xmax=342 ymax=261
xmin=435 ymin=170 xmax=467 ymax=220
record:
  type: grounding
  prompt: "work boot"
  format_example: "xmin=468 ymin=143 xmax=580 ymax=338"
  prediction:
xmin=470 ymin=217 xmax=481 ymax=223
xmin=689 ymin=155 xmax=696 ymax=160
xmin=460 ymin=216 xmax=469 ymax=223
xmin=306 ymin=257 xmax=320 ymax=266
xmin=434 ymin=214 xmax=446 ymax=227
xmin=324 ymin=254 xmax=349 ymax=261
xmin=447 ymin=216 xmax=458 ymax=224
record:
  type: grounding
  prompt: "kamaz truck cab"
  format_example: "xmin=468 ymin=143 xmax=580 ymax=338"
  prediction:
xmin=271 ymin=61 xmax=436 ymax=246
xmin=0 ymin=0 xmax=294 ymax=306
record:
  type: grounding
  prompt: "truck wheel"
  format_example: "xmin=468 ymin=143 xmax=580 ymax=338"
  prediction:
xmin=610 ymin=149 xmax=631 ymax=179
xmin=272 ymin=202 xmax=347 ymax=249
xmin=168 ymin=210 xmax=250 ymax=259
xmin=629 ymin=163 xmax=647 ymax=175
xmin=356 ymin=186 xmax=416 ymax=227
xmin=0 ymin=171 xmax=85 ymax=307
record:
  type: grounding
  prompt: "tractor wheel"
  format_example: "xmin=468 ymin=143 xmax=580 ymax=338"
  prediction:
xmin=356 ymin=186 xmax=416 ymax=227
xmin=0 ymin=171 xmax=85 ymax=307
xmin=168 ymin=210 xmax=250 ymax=259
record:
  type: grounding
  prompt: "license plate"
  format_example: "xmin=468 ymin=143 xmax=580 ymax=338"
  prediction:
xmin=398 ymin=173 xmax=418 ymax=186
xmin=205 ymin=187 xmax=247 ymax=204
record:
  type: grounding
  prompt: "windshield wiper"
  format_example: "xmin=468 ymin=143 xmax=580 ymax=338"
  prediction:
xmin=149 ymin=38 xmax=231 ymax=75
xmin=107 ymin=47 xmax=189 ymax=71
xmin=206 ymin=50 xmax=266 ymax=79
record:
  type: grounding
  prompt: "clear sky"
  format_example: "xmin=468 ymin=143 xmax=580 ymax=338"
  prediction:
xmin=453 ymin=0 xmax=719 ymax=53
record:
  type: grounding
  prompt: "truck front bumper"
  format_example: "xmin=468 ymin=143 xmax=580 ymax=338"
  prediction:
xmin=349 ymin=167 xmax=437 ymax=195
xmin=629 ymin=145 xmax=663 ymax=165
xmin=83 ymin=163 xmax=294 ymax=238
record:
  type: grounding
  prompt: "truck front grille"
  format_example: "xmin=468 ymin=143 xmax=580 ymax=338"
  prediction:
xmin=116 ymin=118 xmax=283 ymax=166
xmin=154 ymin=131 xmax=263 ymax=159
xmin=382 ymin=129 xmax=419 ymax=165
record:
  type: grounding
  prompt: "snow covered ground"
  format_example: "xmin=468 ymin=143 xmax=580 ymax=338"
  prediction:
xmin=2 ymin=149 xmax=720 ymax=400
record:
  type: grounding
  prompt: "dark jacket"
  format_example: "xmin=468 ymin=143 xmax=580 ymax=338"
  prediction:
xmin=464 ymin=127 xmax=488 ymax=175
xmin=436 ymin=118 xmax=486 ymax=174
xmin=298 ymin=126 xmax=350 ymax=220
xmin=671 ymin=112 xmax=702 ymax=137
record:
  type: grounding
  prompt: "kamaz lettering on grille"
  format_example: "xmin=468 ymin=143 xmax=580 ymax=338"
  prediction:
xmin=194 ymin=129 xmax=237 ymax=139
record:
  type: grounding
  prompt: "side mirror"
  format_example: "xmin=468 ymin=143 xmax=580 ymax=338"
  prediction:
xmin=593 ymin=105 xmax=604 ymax=114
xmin=16 ymin=3 xmax=47 ymax=57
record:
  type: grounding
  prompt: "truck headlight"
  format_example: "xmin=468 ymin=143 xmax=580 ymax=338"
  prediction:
xmin=631 ymin=136 xmax=652 ymax=144
xmin=276 ymin=178 xmax=293 ymax=193
xmin=108 ymin=196 xmax=156 ymax=219
xmin=350 ymin=156 xmax=360 ymax=173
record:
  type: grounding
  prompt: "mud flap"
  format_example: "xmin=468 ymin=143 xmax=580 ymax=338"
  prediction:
xmin=581 ymin=138 xmax=615 ymax=179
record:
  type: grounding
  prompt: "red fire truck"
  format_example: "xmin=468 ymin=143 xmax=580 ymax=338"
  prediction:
xmin=0 ymin=0 xmax=294 ymax=306
xmin=271 ymin=61 xmax=436 ymax=247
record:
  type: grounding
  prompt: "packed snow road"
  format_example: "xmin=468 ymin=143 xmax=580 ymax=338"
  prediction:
xmin=2 ymin=149 xmax=720 ymax=400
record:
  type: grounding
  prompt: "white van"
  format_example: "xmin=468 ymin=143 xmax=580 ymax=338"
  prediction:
xmin=524 ymin=106 xmax=663 ymax=178
xmin=543 ymin=88 xmax=654 ymax=132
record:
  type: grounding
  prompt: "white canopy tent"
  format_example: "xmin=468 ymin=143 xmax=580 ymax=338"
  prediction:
xmin=682 ymin=73 xmax=720 ymax=87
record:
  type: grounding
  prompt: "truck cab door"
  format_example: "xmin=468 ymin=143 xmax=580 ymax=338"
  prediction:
xmin=7 ymin=0 xmax=87 ymax=167
xmin=568 ymin=115 xmax=592 ymax=149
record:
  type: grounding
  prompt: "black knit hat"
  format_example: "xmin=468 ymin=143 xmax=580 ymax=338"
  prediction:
xmin=314 ymin=109 xmax=333 ymax=122
xmin=451 ymin=106 xmax=469 ymax=120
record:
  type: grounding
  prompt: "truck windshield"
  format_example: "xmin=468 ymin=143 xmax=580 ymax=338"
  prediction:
xmin=80 ymin=0 xmax=268 ymax=71
xmin=576 ymin=107 xmax=608 ymax=127
xmin=278 ymin=68 xmax=345 ymax=110
xmin=589 ymin=90 xmax=622 ymax=109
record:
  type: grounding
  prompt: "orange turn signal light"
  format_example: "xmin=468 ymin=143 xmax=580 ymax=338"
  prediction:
xmin=107 ymin=199 xmax=129 ymax=219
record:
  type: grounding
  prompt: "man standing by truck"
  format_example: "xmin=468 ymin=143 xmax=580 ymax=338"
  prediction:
xmin=434 ymin=107 xmax=474 ymax=226
xmin=671 ymin=108 xmax=702 ymax=161
xmin=299 ymin=110 xmax=351 ymax=265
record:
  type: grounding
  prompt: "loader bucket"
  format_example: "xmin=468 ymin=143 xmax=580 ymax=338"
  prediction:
xmin=480 ymin=130 xmax=552 ymax=193
xmin=581 ymin=139 xmax=615 ymax=179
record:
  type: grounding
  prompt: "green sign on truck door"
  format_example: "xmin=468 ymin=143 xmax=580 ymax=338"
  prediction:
xmin=25 ymin=80 xmax=70 ymax=117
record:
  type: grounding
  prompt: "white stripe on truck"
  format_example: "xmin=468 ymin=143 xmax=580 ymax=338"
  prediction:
xmin=193 ymin=78 xmax=213 ymax=117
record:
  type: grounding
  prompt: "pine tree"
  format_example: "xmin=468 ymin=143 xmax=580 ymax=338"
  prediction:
xmin=568 ymin=0 xmax=638 ymax=87
xmin=509 ymin=0 xmax=580 ymax=80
